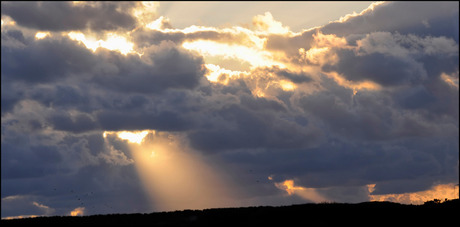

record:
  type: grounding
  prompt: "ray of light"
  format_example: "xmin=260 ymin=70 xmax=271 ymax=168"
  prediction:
xmin=103 ymin=130 xmax=238 ymax=212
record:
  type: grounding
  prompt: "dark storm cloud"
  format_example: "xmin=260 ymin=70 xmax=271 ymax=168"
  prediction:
xmin=1 ymin=1 xmax=138 ymax=31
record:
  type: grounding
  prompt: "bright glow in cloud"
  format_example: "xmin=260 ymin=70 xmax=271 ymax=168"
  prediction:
xmin=275 ymin=179 xmax=327 ymax=203
xmin=2 ymin=215 xmax=40 ymax=220
xmin=114 ymin=130 xmax=150 ymax=145
xmin=70 ymin=207 xmax=85 ymax=216
xmin=299 ymin=47 xmax=330 ymax=65
xmin=146 ymin=16 xmax=168 ymax=30
xmin=253 ymin=12 xmax=291 ymax=35
xmin=35 ymin=31 xmax=50 ymax=40
xmin=336 ymin=1 xmax=386 ymax=23
xmin=275 ymin=179 xmax=306 ymax=195
xmin=279 ymin=80 xmax=296 ymax=91
xmin=441 ymin=72 xmax=459 ymax=88
xmin=67 ymin=31 xmax=135 ymax=55
xmin=299 ymin=32 xmax=348 ymax=66
xmin=325 ymin=71 xmax=382 ymax=92
xmin=204 ymin=64 xmax=248 ymax=83
xmin=100 ymin=33 xmax=134 ymax=55
xmin=132 ymin=1 xmax=159 ymax=26
xmin=0 ymin=15 xmax=16 ymax=26
xmin=368 ymin=183 xmax=459 ymax=204
xmin=183 ymin=40 xmax=285 ymax=69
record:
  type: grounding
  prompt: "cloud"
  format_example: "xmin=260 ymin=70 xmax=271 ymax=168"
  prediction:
xmin=70 ymin=207 xmax=85 ymax=216
xmin=274 ymin=179 xmax=327 ymax=203
xmin=1 ymin=1 xmax=458 ymax=218
xmin=252 ymin=12 xmax=290 ymax=35
xmin=369 ymin=183 xmax=459 ymax=204
xmin=319 ymin=2 xmax=459 ymax=41
xmin=1 ymin=2 xmax=139 ymax=31
xmin=1 ymin=195 xmax=55 ymax=218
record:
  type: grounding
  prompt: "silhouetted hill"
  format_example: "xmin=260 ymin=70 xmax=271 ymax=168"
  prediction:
xmin=2 ymin=199 xmax=458 ymax=226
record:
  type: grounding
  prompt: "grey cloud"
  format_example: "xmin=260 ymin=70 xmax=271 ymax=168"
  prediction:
xmin=48 ymin=111 xmax=97 ymax=133
xmin=132 ymin=27 xmax=258 ymax=50
xmin=394 ymin=85 xmax=437 ymax=110
xmin=96 ymin=110 xmax=191 ymax=132
xmin=1 ymin=1 xmax=138 ymax=31
xmin=322 ymin=32 xmax=458 ymax=87
xmin=266 ymin=1 xmax=459 ymax=63
xmin=1 ymin=34 xmax=96 ymax=83
xmin=91 ymin=42 xmax=206 ymax=94
xmin=1 ymin=195 xmax=55 ymax=218
xmin=321 ymin=2 xmax=459 ymax=41
xmin=261 ymin=66 xmax=313 ymax=84
xmin=323 ymin=49 xmax=427 ymax=86
xmin=188 ymin=94 xmax=321 ymax=153
xmin=265 ymin=30 xmax=316 ymax=58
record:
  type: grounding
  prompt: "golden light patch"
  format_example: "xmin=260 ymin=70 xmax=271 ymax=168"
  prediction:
xmin=279 ymin=80 xmax=296 ymax=91
xmin=70 ymin=207 xmax=85 ymax=216
xmin=182 ymin=40 xmax=285 ymax=69
xmin=1 ymin=16 xmax=16 ymax=26
xmin=252 ymin=12 xmax=290 ymax=35
xmin=104 ymin=130 xmax=150 ymax=145
xmin=204 ymin=64 xmax=248 ymax=84
xmin=275 ymin=179 xmax=306 ymax=195
xmin=67 ymin=31 xmax=135 ymax=55
xmin=252 ymin=87 xmax=267 ymax=98
xmin=298 ymin=32 xmax=348 ymax=66
xmin=336 ymin=1 xmax=386 ymax=23
xmin=146 ymin=16 xmax=168 ymax=30
xmin=313 ymin=32 xmax=348 ymax=48
xmin=35 ymin=31 xmax=50 ymax=40
xmin=2 ymin=215 xmax=40 ymax=220
xmin=100 ymin=33 xmax=134 ymax=55
xmin=275 ymin=179 xmax=327 ymax=203
xmin=441 ymin=73 xmax=459 ymax=88
xmin=132 ymin=1 xmax=159 ymax=26
xmin=325 ymin=71 xmax=381 ymax=92
xmin=67 ymin=31 xmax=99 ymax=51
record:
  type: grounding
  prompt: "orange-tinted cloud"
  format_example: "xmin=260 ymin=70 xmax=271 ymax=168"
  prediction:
xmin=368 ymin=183 xmax=459 ymax=204
xmin=275 ymin=179 xmax=327 ymax=203
xmin=70 ymin=207 xmax=85 ymax=216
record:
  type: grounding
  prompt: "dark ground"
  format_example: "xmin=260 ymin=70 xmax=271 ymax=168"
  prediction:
xmin=2 ymin=199 xmax=458 ymax=226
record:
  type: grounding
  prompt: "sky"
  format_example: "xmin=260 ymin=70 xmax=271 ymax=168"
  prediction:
xmin=1 ymin=1 xmax=459 ymax=219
